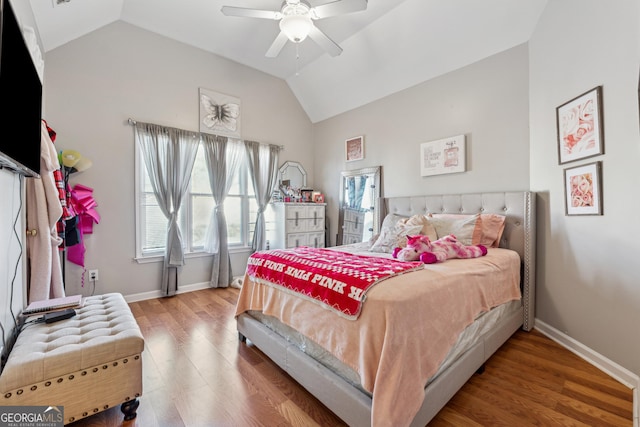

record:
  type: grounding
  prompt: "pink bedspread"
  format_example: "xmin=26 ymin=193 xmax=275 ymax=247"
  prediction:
xmin=235 ymin=248 xmax=521 ymax=427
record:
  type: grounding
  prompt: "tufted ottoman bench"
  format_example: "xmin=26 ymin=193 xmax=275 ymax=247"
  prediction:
xmin=0 ymin=293 xmax=144 ymax=425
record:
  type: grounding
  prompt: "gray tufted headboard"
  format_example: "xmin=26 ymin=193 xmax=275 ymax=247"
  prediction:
xmin=381 ymin=191 xmax=536 ymax=331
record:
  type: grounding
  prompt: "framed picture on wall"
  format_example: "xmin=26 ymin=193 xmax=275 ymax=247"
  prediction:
xmin=556 ymin=86 xmax=604 ymax=164
xmin=345 ymin=136 xmax=364 ymax=162
xmin=564 ymin=161 xmax=603 ymax=216
xmin=420 ymin=134 xmax=466 ymax=177
xmin=199 ymin=87 xmax=241 ymax=138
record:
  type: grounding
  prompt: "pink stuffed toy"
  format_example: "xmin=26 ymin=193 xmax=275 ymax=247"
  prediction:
xmin=392 ymin=234 xmax=487 ymax=264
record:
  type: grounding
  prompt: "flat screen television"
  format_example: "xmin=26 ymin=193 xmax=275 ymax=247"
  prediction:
xmin=0 ymin=0 xmax=42 ymax=177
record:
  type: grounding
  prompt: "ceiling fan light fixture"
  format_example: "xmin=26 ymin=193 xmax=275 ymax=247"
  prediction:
xmin=279 ymin=13 xmax=312 ymax=43
xmin=221 ymin=0 xmax=367 ymax=57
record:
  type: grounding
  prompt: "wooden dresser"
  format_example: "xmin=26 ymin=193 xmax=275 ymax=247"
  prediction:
xmin=265 ymin=202 xmax=326 ymax=249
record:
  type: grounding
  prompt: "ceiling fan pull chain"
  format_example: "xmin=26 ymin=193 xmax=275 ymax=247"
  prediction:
xmin=295 ymin=43 xmax=300 ymax=76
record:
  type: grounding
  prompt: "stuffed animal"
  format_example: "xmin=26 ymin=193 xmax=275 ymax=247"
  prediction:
xmin=392 ymin=234 xmax=432 ymax=262
xmin=392 ymin=234 xmax=487 ymax=264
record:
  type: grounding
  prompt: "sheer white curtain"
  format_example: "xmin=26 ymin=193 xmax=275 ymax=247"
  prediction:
xmin=135 ymin=122 xmax=199 ymax=296
xmin=245 ymin=140 xmax=280 ymax=252
xmin=201 ymin=134 xmax=244 ymax=287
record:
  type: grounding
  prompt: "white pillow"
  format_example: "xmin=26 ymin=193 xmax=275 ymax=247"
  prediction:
xmin=397 ymin=214 xmax=438 ymax=241
xmin=428 ymin=213 xmax=480 ymax=245
xmin=380 ymin=213 xmax=407 ymax=230
xmin=370 ymin=223 xmax=422 ymax=253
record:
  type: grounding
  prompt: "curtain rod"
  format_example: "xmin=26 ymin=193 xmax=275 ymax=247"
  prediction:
xmin=127 ymin=118 xmax=284 ymax=150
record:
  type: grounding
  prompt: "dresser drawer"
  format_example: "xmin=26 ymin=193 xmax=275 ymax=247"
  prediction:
xmin=306 ymin=205 xmax=325 ymax=220
xmin=344 ymin=219 xmax=365 ymax=234
xmin=285 ymin=205 xmax=325 ymax=219
xmin=285 ymin=205 xmax=308 ymax=220
xmin=285 ymin=217 xmax=324 ymax=233
xmin=305 ymin=217 xmax=324 ymax=232
xmin=344 ymin=208 xmax=364 ymax=222
xmin=344 ymin=234 xmax=364 ymax=245
xmin=286 ymin=233 xmax=308 ymax=248
xmin=307 ymin=232 xmax=325 ymax=248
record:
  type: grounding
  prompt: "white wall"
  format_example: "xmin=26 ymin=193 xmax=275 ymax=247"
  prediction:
xmin=43 ymin=21 xmax=313 ymax=297
xmin=530 ymin=0 xmax=640 ymax=375
xmin=0 ymin=170 xmax=26 ymax=357
xmin=313 ymin=44 xmax=530 ymax=245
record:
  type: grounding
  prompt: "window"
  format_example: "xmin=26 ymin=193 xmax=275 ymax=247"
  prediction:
xmin=135 ymin=143 xmax=256 ymax=260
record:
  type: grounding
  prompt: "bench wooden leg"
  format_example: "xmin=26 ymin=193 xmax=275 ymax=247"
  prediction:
xmin=121 ymin=398 xmax=140 ymax=421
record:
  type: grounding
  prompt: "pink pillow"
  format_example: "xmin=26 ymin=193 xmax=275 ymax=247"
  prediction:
xmin=478 ymin=214 xmax=506 ymax=247
xmin=428 ymin=213 xmax=506 ymax=247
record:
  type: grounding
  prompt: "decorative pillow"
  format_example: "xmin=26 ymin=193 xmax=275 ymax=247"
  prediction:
xmin=380 ymin=213 xmax=407 ymax=231
xmin=428 ymin=213 xmax=507 ymax=247
xmin=370 ymin=223 xmax=422 ymax=253
xmin=428 ymin=213 xmax=481 ymax=245
xmin=367 ymin=213 xmax=406 ymax=251
xmin=398 ymin=214 xmax=438 ymax=241
xmin=478 ymin=214 xmax=506 ymax=247
xmin=360 ymin=213 xmax=403 ymax=249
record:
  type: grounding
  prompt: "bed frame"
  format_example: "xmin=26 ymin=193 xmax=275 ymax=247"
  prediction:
xmin=237 ymin=191 xmax=536 ymax=427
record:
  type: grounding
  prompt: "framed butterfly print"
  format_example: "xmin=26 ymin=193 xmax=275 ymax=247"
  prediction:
xmin=199 ymin=88 xmax=241 ymax=138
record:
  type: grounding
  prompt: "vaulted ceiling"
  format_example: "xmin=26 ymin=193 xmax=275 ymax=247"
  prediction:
xmin=28 ymin=0 xmax=548 ymax=122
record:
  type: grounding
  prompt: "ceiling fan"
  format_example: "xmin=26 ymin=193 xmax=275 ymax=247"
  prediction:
xmin=221 ymin=0 xmax=368 ymax=58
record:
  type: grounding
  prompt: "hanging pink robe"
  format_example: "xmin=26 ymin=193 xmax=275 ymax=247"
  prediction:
xmin=25 ymin=121 xmax=65 ymax=303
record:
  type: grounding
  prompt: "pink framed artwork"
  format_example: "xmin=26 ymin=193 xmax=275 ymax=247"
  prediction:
xmin=556 ymin=86 xmax=604 ymax=164
xmin=345 ymin=136 xmax=364 ymax=162
xmin=563 ymin=161 xmax=602 ymax=216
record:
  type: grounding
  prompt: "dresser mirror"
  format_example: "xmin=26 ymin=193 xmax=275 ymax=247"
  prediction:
xmin=277 ymin=161 xmax=307 ymax=200
xmin=337 ymin=166 xmax=381 ymax=246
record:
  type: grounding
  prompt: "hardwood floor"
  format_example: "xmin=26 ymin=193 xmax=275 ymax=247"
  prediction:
xmin=69 ymin=288 xmax=633 ymax=426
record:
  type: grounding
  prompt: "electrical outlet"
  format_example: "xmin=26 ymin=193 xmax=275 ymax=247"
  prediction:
xmin=89 ymin=269 xmax=99 ymax=281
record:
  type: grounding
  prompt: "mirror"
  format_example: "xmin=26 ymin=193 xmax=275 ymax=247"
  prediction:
xmin=337 ymin=166 xmax=381 ymax=245
xmin=277 ymin=161 xmax=307 ymax=201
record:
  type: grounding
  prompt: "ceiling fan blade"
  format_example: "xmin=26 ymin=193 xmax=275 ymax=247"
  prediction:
xmin=265 ymin=31 xmax=290 ymax=58
xmin=310 ymin=0 xmax=368 ymax=19
xmin=221 ymin=6 xmax=281 ymax=20
xmin=307 ymin=25 xmax=342 ymax=57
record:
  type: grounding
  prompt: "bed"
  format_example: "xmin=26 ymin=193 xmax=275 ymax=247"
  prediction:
xmin=235 ymin=191 xmax=536 ymax=427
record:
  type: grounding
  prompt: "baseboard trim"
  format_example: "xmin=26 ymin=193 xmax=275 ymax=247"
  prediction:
xmin=122 ymin=281 xmax=212 ymax=303
xmin=534 ymin=319 xmax=639 ymax=427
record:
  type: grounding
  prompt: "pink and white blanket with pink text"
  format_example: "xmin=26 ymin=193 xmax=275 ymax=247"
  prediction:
xmin=246 ymin=246 xmax=423 ymax=319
